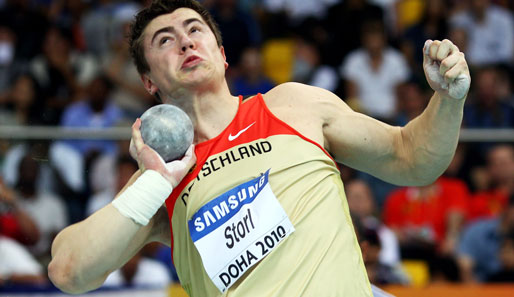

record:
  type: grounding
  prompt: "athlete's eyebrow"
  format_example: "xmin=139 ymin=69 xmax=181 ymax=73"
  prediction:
xmin=183 ymin=17 xmax=204 ymax=28
xmin=151 ymin=26 xmax=174 ymax=45
xmin=151 ymin=18 xmax=205 ymax=45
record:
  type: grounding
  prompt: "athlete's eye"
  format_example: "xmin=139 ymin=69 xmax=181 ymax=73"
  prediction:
xmin=190 ymin=26 xmax=200 ymax=34
xmin=160 ymin=36 xmax=173 ymax=45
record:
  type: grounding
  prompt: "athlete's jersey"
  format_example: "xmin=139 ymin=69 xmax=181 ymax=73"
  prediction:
xmin=165 ymin=94 xmax=372 ymax=296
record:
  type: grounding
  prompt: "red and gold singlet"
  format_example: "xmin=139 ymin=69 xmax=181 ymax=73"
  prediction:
xmin=165 ymin=94 xmax=372 ymax=297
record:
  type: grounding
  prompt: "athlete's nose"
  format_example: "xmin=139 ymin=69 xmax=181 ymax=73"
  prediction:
xmin=181 ymin=44 xmax=194 ymax=52
xmin=180 ymin=34 xmax=195 ymax=53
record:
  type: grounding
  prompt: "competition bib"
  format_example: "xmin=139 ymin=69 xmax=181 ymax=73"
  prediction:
xmin=188 ymin=170 xmax=295 ymax=292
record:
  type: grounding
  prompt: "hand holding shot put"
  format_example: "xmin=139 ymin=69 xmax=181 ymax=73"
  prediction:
xmin=111 ymin=105 xmax=196 ymax=227
xmin=130 ymin=104 xmax=196 ymax=188
xmin=49 ymin=1 xmax=471 ymax=296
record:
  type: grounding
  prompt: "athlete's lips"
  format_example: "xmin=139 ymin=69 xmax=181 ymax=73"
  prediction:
xmin=181 ymin=55 xmax=202 ymax=69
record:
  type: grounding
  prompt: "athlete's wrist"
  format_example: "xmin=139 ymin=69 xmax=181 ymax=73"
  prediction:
xmin=112 ymin=170 xmax=172 ymax=226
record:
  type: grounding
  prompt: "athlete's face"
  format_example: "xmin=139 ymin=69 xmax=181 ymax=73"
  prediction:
xmin=141 ymin=8 xmax=227 ymax=97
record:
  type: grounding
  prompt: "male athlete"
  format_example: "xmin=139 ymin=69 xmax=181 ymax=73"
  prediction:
xmin=48 ymin=0 xmax=470 ymax=296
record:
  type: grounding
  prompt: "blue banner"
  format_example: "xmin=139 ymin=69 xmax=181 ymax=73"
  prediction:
xmin=188 ymin=170 xmax=270 ymax=242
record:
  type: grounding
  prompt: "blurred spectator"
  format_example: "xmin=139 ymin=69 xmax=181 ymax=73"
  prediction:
xmin=30 ymin=25 xmax=98 ymax=125
xmin=495 ymin=65 xmax=513 ymax=102
xmin=457 ymin=194 xmax=514 ymax=282
xmin=393 ymin=76 xmax=429 ymax=126
xmin=401 ymin=0 xmax=449 ymax=71
xmin=2 ymin=142 xmax=56 ymax=197
xmin=48 ymin=141 xmax=86 ymax=224
xmin=209 ymin=0 xmax=261 ymax=67
xmin=0 ymin=25 xmax=26 ymax=93
xmin=0 ymin=236 xmax=46 ymax=287
xmin=450 ymin=0 xmax=514 ymax=66
xmin=262 ymin=0 xmax=339 ymax=24
xmin=468 ymin=144 xmax=514 ymax=221
xmin=383 ymin=176 xmax=469 ymax=281
xmin=47 ymin=0 xmax=88 ymax=52
xmin=291 ymin=36 xmax=338 ymax=92
xmin=338 ymin=164 xmax=358 ymax=185
xmin=230 ymin=47 xmax=274 ymax=96
xmin=103 ymin=250 xmax=171 ymax=289
xmin=463 ymin=66 xmax=514 ymax=129
xmin=0 ymin=74 xmax=39 ymax=126
xmin=487 ymin=231 xmax=514 ymax=282
xmin=356 ymin=172 xmax=399 ymax=211
xmin=104 ymin=4 xmax=154 ymax=120
xmin=81 ymin=0 xmax=111 ymax=57
xmin=58 ymin=74 xmax=123 ymax=158
xmin=13 ymin=154 xmax=68 ymax=263
xmin=391 ymin=0 xmax=426 ymax=35
xmin=352 ymin=215 xmax=408 ymax=285
xmin=53 ymin=139 xmax=131 ymax=225
xmin=448 ymin=26 xmax=468 ymax=56
xmin=86 ymin=154 xmax=138 ymax=216
xmin=229 ymin=0 xmax=263 ymax=14
xmin=88 ymin=126 xmax=133 ymax=178
xmin=86 ymin=154 xmax=116 ymax=210
xmin=462 ymin=65 xmax=514 ymax=174
xmin=324 ymin=0 xmax=384 ymax=66
xmin=260 ymin=37 xmax=295 ymax=84
xmin=340 ymin=20 xmax=409 ymax=121
xmin=443 ymin=144 xmax=475 ymax=190
xmin=81 ymin=0 xmax=140 ymax=59
xmin=0 ymin=0 xmax=49 ymax=60
xmin=346 ymin=179 xmax=401 ymax=268
xmin=0 ymin=176 xmax=39 ymax=246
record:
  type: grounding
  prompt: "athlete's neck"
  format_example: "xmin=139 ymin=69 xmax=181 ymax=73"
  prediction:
xmin=162 ymin=79 xmax=239 ymax=143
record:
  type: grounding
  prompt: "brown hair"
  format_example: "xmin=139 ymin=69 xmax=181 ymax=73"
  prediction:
xmin=129 ymin=0 xmax=222 ymax=75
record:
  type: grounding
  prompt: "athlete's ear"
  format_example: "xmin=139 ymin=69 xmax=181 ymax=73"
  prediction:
xmin=220 ymin=46 xmax=228 ymax=70
xmin=141 ymin=73 xmax=159 ymax=95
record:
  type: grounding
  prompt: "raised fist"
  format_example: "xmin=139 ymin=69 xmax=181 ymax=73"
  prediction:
xmin=423 ymin=39 xmax=471 ymax=100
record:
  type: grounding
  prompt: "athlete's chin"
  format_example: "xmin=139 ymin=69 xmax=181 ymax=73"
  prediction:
xmin=181 ymin=71 xmax=220 ymax=88
xmin=181 ymin=76 xmax=212 ymax=88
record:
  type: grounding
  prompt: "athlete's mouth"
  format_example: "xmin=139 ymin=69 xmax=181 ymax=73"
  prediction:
xmin=181 ymin=55 xmax=202 ymax=69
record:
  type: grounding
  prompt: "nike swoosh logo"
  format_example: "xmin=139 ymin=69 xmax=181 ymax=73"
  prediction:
xmin=228 ymin=122 xmax=256 ymax=141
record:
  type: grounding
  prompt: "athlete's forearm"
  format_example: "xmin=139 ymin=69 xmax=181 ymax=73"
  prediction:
xmin=48 ymin=204 xmax=149 ymax=294
xmin=400 ymin=92 xmax=465 ymax=184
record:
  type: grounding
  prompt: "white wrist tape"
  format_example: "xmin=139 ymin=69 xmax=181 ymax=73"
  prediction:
xmin=112 ymin=170 xmax=173 ymax=226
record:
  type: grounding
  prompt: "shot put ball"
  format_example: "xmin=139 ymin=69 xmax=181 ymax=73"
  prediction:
xmin=140 ymin=104 xmax=194 ymax=162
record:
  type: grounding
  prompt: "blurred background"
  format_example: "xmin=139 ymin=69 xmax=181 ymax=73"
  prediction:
xmin=0 ymin=0 xmax=513 ymax=296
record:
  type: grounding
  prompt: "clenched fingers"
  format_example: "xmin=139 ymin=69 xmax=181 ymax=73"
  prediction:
xmin=436 ymin=39 xmax=457 ymax=61
xmin=439 ymin=52 xmax=461 ymax=79
xmin=444 ymin=57 xmax=467 ymax=84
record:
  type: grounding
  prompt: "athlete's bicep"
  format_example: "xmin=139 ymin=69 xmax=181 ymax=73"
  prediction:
xmin=319 ymin=90 xmax=411 ymax=185
xmin=265 ymin=82 xmax=409 ymax=184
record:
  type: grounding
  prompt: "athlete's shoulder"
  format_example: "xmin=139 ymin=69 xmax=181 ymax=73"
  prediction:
xmin=263 ymin=82 xmax=328 ymax=106
xmin=264 ymin=82 xmax=316 ymax=98
xmin=260 ymin=83 xmax=313 ymax=115
xmin=263 ymin=82 xmax=351 ymax=115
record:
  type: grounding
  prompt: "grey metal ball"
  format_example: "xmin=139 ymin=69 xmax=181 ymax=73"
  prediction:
xmin=140 ymin=104 xmax=194 ymax=162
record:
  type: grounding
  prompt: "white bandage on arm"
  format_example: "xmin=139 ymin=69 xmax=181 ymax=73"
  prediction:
xmin=112 ymin=170 xmax=173 ymax=226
